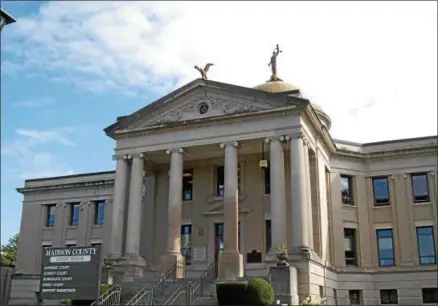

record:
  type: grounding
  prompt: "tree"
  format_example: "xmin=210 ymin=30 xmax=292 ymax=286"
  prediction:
xmin=1 ymin=233 xmax=19 ymax=266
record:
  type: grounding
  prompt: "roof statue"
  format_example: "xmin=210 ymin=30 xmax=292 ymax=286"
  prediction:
xmin=268 ymin=44 xmax=283 ymax=82
xmin=194 ymin=63 xmax=214 ymax=80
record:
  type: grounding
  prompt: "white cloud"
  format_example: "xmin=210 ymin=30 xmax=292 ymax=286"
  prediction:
xmin=4 ymin=1 xmax=437 ymax=142
xmin=16 ymin=128 xmax=76 ymax=146
xmin=13 ymin=97 xmax=55 ymax=108
xmin=1 ymin=128 xmax=76 ymax=181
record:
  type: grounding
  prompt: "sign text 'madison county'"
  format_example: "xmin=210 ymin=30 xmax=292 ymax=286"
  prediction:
xmin=45 ymin=248 xmax=98 ymax=257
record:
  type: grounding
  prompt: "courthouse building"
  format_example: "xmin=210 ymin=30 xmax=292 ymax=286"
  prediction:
xmin=10 ymin=57 xmax=438 ymax=305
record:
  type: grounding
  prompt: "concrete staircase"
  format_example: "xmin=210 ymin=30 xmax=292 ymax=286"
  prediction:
xmin=120 ymin=277 xmax=195 ymax=305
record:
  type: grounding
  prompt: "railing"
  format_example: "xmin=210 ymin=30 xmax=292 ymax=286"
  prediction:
xmin=126 ymin=260 xmax=185 ymax=306
xmin=164 ymin=284 xmax=188 ymax=306
xmin=188 ymin=261 xmax=216 ymax=305
xmin=90 ymin=285 xmax=121 ymax=306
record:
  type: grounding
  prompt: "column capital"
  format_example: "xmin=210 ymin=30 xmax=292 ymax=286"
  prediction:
xmin=285 ymin=132 xmax=308 ymax=143
xmin=219 ymin=141 xmax=239 ymax=149
xmin=166 ymin=148 xmax=186 ymax=155
xmin=264 ymin=136 xmax=286 ymax=143
xmin=128 ymin=153 xmax=145 ymax=159
xmin=112 ymin=154 xmax=129 ymax=161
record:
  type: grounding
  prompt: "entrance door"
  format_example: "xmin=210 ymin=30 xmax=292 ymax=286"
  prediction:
xmin=214 ymin=222 xmax=241 ymax=276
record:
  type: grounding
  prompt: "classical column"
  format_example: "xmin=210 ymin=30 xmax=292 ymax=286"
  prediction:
xmin=287 ymin=133 xmax=311 ymax=250
xmin=166 ymin=148 xmax=184 ymax=255
xmin=125 ymin=153 xmax=146 ymax=259
xmin=303 ymin=138 xmax=314 ymax=250
xmin=110 ymin=154 xmax=130 ymax=257
xmin=218 ymin=142 xmax=243 ymax=279
xmin=265 ymin=136 xmax=287 ymax=253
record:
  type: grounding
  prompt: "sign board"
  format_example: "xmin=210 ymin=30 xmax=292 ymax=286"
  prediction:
xmin=193 ymin=247 xmax=206 ymax=261
xmin=39 ymin=246 xmax=102 ymax=300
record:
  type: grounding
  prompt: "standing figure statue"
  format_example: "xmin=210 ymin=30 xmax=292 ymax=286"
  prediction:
xmin=268 ymin=44 xmax=283 ymax=82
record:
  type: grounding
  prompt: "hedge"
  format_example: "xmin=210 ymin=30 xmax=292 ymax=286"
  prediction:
xmin=216 ymin=278 xmax=274 ymax=306
xmin=247 ymin=278 xmax=274 ymax=306
xmin=216 ymin=281 xmax=248 ymax=305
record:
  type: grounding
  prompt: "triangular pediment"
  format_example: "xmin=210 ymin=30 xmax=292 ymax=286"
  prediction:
xmin=203 ymin=204 xmax=250 ymax=216
xmin=105 ymin=79 xmax=306 ymax=136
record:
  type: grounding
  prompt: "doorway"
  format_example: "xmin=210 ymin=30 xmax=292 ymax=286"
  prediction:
xmin=214 ymin=222 xmax=241 ymax=276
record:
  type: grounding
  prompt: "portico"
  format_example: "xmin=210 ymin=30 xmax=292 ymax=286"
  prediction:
xmin=104 ymin=78 xmax=330 ymax=278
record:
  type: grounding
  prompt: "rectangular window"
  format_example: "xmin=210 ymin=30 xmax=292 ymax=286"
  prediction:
xmin=46 ymin=205 xmax=56 ymax=228
xmin=94 ymin=201 xmax=105 ymax=225
xmin=372 ymin=177 xmax=390 ymax=206
xmin=182 ymin=169 xmax=193 ymax=201
xmin=422 ymin=288 xmax=438 ymax=304
xmin=380 ymin=289 xmax=398 ymax=304
xmin=349 ymin=290 xmax=361 ymax=305
xmin=69 ymin=203 xmax=80 ymax=226
xmin=416 ymin=226 xmax=436 ymax=264
xmin=319 ymin=285 xmax=324 ymax=298
xmin=344 ymin=228 xmax=357 ymax=266
xmin=264 ymin=162 xmax=270 ymax=195
xmin=377 ymin=229 xmax=395 ymax=266
xmin=411 ymin=173 xmax=430 ymax=203
xmin=66 ymin=244 xmax=76 ymax=248
xmin=91 ymin=243 xmax=102 ymax=247
xmin=216 ymin=166 xmax=240 ymax=197
xmin=265 ymin=220 xmax=272 ymax=253
xmin=181 ymin=225 xmax=192 ymax=265
xmin=341 ymin=175 xmax=354 ymax=205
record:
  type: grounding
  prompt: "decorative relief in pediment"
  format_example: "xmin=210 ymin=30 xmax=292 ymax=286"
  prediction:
xmin=133 ymin=90 xmax=293 ymax=129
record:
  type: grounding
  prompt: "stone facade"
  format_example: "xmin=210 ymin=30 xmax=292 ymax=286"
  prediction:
xmin=10 ymin=79 xmax=438 ymax=305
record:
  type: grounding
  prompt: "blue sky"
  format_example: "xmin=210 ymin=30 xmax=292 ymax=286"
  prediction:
xmin=1 ymin=1 xmax=436 ymax=243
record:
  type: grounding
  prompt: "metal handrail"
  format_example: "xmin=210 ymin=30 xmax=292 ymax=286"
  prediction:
xmin=126 ymin=260 xmax=184 ymax=306
xmin=188 ymin=261 xmax=216 ymax=305
xmin=90 ymin=285 xmax=121 ymax=306
xmin=164 ymin=284 xmax=186 ymax=305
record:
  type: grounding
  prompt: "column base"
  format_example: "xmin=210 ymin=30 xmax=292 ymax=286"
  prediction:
xmin=118 ymin=255 xmax=146 ymax=278
xmin=160 ymin=252 xmax=185 ymax=278
xmin=217 ymin=251 xmax=243 ymax=280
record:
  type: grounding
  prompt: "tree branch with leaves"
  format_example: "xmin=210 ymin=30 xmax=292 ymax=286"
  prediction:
xmin=1 ymin=233 xmax=19 ymax=266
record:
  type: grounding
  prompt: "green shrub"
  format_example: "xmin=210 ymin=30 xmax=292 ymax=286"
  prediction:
xmin=246 ymin=278 xmax=274 ymax=306
xmin=100 ymin=283 xmax=111 ymax=295
xmin=216 ymin=281 xmax=248 ymax=305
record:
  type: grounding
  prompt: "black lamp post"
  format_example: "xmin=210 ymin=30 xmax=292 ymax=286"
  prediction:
xmin=1 ymin=9 xmax=16 ymax=32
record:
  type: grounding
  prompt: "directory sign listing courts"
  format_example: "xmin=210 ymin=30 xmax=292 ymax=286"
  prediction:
xmin=39 ymin=246 xmax=102 ymax=301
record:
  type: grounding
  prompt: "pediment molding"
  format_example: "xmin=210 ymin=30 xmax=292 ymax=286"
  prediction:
xmin=106 ymin=79 xmax=307 ymax=136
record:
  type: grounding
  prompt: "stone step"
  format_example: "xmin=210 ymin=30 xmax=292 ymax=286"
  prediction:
xmin=196 ymin=297 xmax=218 ymax=305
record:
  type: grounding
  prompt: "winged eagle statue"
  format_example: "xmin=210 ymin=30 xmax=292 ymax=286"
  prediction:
xmin=194 ymin=63 xmax=214 ymax=80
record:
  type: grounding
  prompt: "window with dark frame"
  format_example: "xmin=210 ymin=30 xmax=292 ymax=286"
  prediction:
xmin=341 ymin=175 xmax=354 ymax=205
xmin=182 ymin=169 xmax=193 ymax=201
xmin=264 ymin=162 xmax=271 ymax=195
xmin=376 ymin=229 xmax=395 ymax=267
xmin=94 ymin=200 xmax=105 ymax=225
xmin=216 ymin=166 xmax=240 ymax=197
xmin=380 ymin=289 xmax=398 ymax=304
xmin=372 ymin=177 xmax=390 ymax=206
xmin=181 ymin=225 xmax=192 ymax=265
xmin=416 ymin=226 xmax=436 ymax=264
xmin=265 ymin=219 xmax=272 ymax=253
xmin=91 ymin=243 xmax=102 ymax=247
xmin=69 ymin=203 xmax=80 ymax=226
xmin=66 ymin=244 xmax=76 ymax=248
xmin=46 ymin=205 xmax=56 ymax=228
xmin=348 ymin=290 xmax=361 ymax=305
xmin=422 ymin=288 xmax=438 ymax=304
xmin=344 ymin=228 xmax=357 ymax=266
xmin=411 ymin=173 xmax=430 ymax=203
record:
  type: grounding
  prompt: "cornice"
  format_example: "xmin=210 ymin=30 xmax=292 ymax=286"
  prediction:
xmin=17 ymin=179 xmax=115 ymax=194
xmin=332 ymin=145 xmax=438 ymax=162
